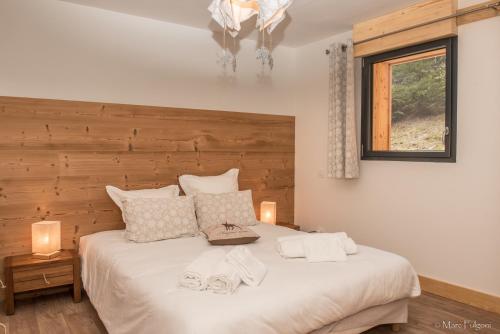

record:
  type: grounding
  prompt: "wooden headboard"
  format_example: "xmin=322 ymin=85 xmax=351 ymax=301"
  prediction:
xmin=0 ymin=96 xmax=294 ymax=279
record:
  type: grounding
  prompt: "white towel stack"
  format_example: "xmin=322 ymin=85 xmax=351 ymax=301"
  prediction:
xmin=180 ymin=246 xmax=266 ymax=294
xmin=276 ymin=235 xmax=305 ymax=258
xmin=226 ymin=246 xmax=267 ymax=287
xmin=180 ymin=249 xmax=226 ymax=290
xmin=303 ymin=235 xmax=346 ymax=263
xmin=207 ymin=260 xmax=242 ymax=294
xmin=277 ymin=232 xmax=358 ymax=262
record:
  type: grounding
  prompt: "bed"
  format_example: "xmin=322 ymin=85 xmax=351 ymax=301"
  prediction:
xmin=79 ymin=223 xmax=420 ymax=334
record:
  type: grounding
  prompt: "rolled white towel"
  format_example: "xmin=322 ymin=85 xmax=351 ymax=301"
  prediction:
xmin=343 ymin=237 xmax=358 ymax=255
xmin=303 ymin=234 xmax=347 ymax=263
xmin=180 ymin=249 xmax=226 ymax=290
xmin=277 ymin=235 xmax=306 ymax=258
xmin=207 ymin=260 xmax=242 ymax=294
xmin=226 ymin=246 xmax=267 ymax=287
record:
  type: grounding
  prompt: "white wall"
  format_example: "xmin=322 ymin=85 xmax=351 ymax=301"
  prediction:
xmin=1 ymin=0 xmax=499 ymax=297
xmin=0 ymin=0 xmax=296 ymax=115
xmin=295 ymin=19 xmax=500 ymax=296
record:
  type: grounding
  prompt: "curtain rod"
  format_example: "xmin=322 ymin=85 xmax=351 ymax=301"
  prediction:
xmin=324 ymin=0 xmax=500 ymax=55
xmin=325 ymin=44 xmax=347 ymax=55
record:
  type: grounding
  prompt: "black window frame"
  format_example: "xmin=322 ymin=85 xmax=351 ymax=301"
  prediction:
xmin=361 ymin=37 xmax=458 ymax=163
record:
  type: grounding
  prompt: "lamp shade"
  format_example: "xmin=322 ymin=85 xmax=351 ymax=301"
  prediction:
xmin=260 ymin=201 xmax=276 ymax=224
xmin=32 ymin=221 xmax=61 ymax=258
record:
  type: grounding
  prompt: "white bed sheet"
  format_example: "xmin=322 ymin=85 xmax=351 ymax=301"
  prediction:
xmin=79 ymin=223 xmax=420 ymax=334
xmin=312 ymin=298 xmax=408 ymax=334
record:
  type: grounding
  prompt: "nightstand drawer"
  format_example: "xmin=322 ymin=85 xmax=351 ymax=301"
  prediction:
xmin=13 ymin=264 xmax=73 ymax=293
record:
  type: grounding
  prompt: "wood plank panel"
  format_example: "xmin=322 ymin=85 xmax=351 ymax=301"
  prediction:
xmin=0 ymin=96 xmax=295 ymax=301
xmin=0 ymin=99 xmax=294 ymax=153
xmin=353 ymin=0 xmax=457 ymax=57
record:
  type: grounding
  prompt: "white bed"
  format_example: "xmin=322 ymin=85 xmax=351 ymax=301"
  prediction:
xmin=79 ymin=223 xmax=420 ymax=334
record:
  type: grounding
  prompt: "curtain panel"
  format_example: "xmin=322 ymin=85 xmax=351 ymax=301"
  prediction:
xmin=327 ymin=40 xmax=359 ymax=179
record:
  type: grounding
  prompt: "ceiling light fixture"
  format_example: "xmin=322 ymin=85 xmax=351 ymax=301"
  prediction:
xmin=209 ymin=0 xmax=293 ymax=73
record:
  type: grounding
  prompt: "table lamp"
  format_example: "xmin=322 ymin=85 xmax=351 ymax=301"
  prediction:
xmin=260 ymin=201 xmax=276 ymax=225
xmin=32 ymin=221 xmax=61 ymax=259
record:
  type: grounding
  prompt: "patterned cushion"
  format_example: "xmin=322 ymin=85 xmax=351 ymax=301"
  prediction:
xmin=122 ymin=197 xmax=198 ymax=242
xmin=202 ymin=223 xmax=260 ymax=245
xmin=194 ymin=190 xmax=257 ymax=230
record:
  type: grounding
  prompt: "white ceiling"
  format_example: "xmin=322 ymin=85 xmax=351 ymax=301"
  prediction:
xmin=60 ymin=0 xmax=421 ymax=47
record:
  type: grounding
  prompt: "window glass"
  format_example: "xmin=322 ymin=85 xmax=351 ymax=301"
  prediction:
xmin=362 ymin=37 xmax=457 ymax=162
xmin=372 ymin=49 xmax=447 ymax=152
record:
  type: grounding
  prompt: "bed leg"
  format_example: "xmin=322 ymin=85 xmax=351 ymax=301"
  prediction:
xmin=391 ymin=324 xmax=401 ymax=332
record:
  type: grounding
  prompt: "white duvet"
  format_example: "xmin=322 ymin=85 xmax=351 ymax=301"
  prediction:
xmin=79 ymin=223 xmax=420 ymax=334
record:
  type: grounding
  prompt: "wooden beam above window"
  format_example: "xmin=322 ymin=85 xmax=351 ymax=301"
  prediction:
xmin=353 ymin=0 xmax=457 ymax=58
xmin=353 ymin=0 xmax=500 ymax=58
xmin=456 ymin=0 xmax=500 ymax=25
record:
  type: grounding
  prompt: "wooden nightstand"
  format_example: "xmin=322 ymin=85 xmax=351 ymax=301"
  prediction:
xmin=277 ymin=222 xmax=300 ymax=231
xmin=3 ymin=249 xmax=81 ymax=315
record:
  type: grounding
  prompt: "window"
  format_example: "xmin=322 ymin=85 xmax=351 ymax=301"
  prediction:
xmin=361 ymin=38 xmax=457 ymax=162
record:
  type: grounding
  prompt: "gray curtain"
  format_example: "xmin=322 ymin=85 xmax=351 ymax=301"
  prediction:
xmin=327 ymin=40 xmax=359 ymax=179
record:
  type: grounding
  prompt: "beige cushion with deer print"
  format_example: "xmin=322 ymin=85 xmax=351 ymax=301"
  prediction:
xmin=202 ymin=223 xmax=260 ymax=245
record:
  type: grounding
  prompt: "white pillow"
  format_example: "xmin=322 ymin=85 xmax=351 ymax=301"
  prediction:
xmin=179 ymin=168 xmax=239 ymax=196
xmin=122 ymin=197 xmax=199 ymax=242
xmin=194 ymin=190 xmax=257 ymax=230
xmin=105 ymin=185 xmax=179 ymax=211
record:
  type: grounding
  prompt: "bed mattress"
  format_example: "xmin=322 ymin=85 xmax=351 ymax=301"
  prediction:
xmin=79 ymin=223 xmax=420 ymax=334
